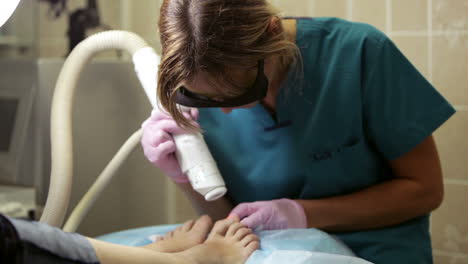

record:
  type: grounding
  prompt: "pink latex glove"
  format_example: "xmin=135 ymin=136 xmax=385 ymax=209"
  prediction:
xmin=141 ymin=109 xmax=199 ymax=183
xmin=229 ymin=199 xmax=307 ymax=230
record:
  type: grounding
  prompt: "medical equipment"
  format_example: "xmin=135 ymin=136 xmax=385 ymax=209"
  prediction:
xmin=0 ymin=1 xmax=38 ymax=187
xmin=0 ymin=185 xmax=36 ymax=219
xmin=0 ymin=61 xmax=36 ymax=186
xmin=39 ymin=30 xmax=227 ymax=230
xmin=0 ymin=4 xmax=24 ymax=185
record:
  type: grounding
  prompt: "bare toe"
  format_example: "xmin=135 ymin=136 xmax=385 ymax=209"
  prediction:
xmin=234 ymin=227 xmax=252 ymax=240
xmin=226 ymin=222 xmax=245 ymax=237
xmin=210 ymin=218 xmax=238 ymax=237
xmin=166 ymin=230 xmax=175 ymax=238
xmin=181 ymin=219 xmax=195 ymax=232
xmin=174 ymin=226 xmax=183 ymax=233
xmin=241 ymin=234 xmax=259 ymax=247
xmin=179 ymin=220 xmax=259 ymax=264
xmin=192 ymin=215 xmax=213 ymax=234
xmin=244 ymin=241 xmax=260 ymax=257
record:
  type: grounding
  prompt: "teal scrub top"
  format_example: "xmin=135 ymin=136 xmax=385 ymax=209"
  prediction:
xmin=198 ymin=17 xmax=456 ymax=264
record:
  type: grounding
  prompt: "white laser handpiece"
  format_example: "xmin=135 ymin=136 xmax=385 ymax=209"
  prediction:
xmin=173 ymin=133 xmax=227 ymax=201
xmin=133 ymin=48 xmax=227 ymax=201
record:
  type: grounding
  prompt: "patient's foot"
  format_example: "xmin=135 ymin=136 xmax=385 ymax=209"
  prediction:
xmin=177 ymin=216 xmax=259 ymax=264
xmin=143 ymin=215 xmax=213 ymax=253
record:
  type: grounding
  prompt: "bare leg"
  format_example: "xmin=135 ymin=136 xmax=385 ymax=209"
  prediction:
xmin=142 ymin=215 xmax=213 ymax=253
xmin=88 ymin=216 xmax=258 ymax=264
xmin=176 ymin=217 xmax=260 ymax=264
xmin=88 ymin=237 xmax=188 ymax=264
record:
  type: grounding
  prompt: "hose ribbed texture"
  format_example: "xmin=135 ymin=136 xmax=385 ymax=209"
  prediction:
xmin=40 ymin=31 xmax=150 ymax=228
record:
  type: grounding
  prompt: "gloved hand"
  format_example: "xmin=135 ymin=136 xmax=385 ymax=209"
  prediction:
xmin=141 ymin=109 xmax=199 ymax=183
xmin=229 ymin=198 xmax=307 ymax=230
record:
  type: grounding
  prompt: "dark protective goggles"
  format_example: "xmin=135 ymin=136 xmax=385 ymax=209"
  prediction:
xmin=174 ymin=60 xmax=269 ymax=108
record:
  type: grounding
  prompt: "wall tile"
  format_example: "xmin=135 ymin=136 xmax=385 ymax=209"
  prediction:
xmin=391 ymin=36 xmax=429 ymax=79
xmin=39 ymin=43 xmax=66 ymax=58
xmin=6 ymin=0 xmax=36 ymax=58
xmin=174 ymin=187 xmax=197 ymax=223
xmin=314 ymin=0 xmax=348 ymax=19
xmin=431 ymin=184 xmax=468 ymax=254
xmin=434 ymin=254 xmax=468 ymax=264
xmin=433 ymin=254 xmax=447 ymax=264
xmin=433 ymin=35 xmax=468 ymax=105
xmin=392 ymin=0 xmax=428 ymax=31
xmin=352 ymin=0 xmax=386 ymax=32
xmin=0 ymin=49 xmax=17 ymax=58
xmin=38 ymin=2 xmax=69 ymax=40
xmin=38 ymin=0 xmax=125 ymax=58
xmin=434 ymin=111 xmax=468 ymax=181
xmin=270 ymin=0 xmax=313 ymax=17
xmin=128 ymin=0 xmax=159 ymax=38
xmin=99 ymin=0 xmax=123 ymax=30
xmin=433 ymin=0 xmax=468 ymax=31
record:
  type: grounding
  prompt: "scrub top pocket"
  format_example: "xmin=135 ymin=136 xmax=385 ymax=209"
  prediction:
xmin=300 ymin=138 xmax=386 ymax=199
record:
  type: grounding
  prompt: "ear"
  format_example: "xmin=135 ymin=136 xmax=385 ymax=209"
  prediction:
xmin=267 ymin=16 xmax=283 ymax=35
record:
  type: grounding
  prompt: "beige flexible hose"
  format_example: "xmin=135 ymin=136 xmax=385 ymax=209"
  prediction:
xmin=40 ymin=31 xmax=149 ymax=228
xmin=63 ymin=130 xmax=143 ymax=232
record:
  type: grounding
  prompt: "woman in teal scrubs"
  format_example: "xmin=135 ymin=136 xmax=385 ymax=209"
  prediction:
xmin=141 ymin=1 xmax=456 ymax=263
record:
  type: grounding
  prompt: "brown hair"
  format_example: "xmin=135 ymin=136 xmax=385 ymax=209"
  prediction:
xmin=158 ymin=0 xmax=299 ymax=129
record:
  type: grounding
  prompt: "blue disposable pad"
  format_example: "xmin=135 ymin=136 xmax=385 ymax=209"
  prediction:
xmin=97 ymin=225 xmax=373 ymax=264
